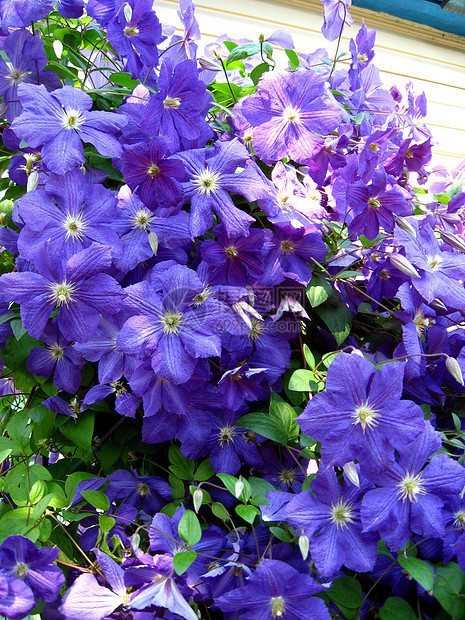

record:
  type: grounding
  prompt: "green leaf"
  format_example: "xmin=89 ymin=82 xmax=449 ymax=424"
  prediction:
xmin=379 ymin=597 xmax=417 ymax=620
xmin=168 ymin=445 xmax=195 ymax=480
xmin=288 ymin=369 xmax=318 ymax=392
xmin=99 ymin=515 xmax=116 ymax=533
xmin=61 ymin=412 xmax=95 ymax=451
xmin=217 ymin=473 xmax=251 ymax=502
xmin=109 ymin=71 xmax=139 ymax=89
xmin=269 ymin=393 xmax=299 ymax=439
xmin=397 ymin=556 xmax=434 ymax=591
xmin=7 ymin=410 xmax=31 ymax=451
xmin=269 ymin=526 xmax=292 ymax=542
xmin=250 ymin=62 xmax=269 ymax=85
xmin=235 ymin=504 xmax=260 ymax=524
xmin=0 ymin=436 xmax=17 ymax=462
xmin=64 ymin=472 xmax=96 ymax=502
xmin=178 ymin=509 xmax=202 ymax=547
xmin=248 ymin=477 xmax=275 ymax=498
xmin=211 ymin=502 xmax=230 ymax=520
xmin=302 ymin=344 xmax=315 ymax=369
xmin=316 ymin=300 xmax=352 ymax=346
xmin=81 ymin=490 xmax=110 ymax=511
xmin=227 ymin=42 xmax=260 ymax=64
xmin=236 ymin=412 xmax=289 ymax=443
xmin=306 ymin=275 xmax=332 ymax=307
xmin=11 ymin=319 xmax=27 ymax=340
xmin=194 ymin=459 xmax=215 ymax=482
xmin=328 ymin=576 xmax=362 ymax=609
xmin=173 ymin=550 xmax=197 ymax=575
xmin=0 ymin=507 xmax=40 ymax=543
xmin=285 ymin=49 xmax=299 ymax=70
xmin=433 ymin=562 xmax=465 ymax=616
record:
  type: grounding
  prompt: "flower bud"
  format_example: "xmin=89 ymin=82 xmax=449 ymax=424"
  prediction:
xmin=131 ymin=532 xmax=140 ymax=551
xmin=27 ymin=171 xmax=39 ymax=193
xmin=53 ymin=39 xmax=63 ymax=59
xmin=198 ymin=57 xmax=222 ymax=72
xmin=430 ymin=298 xmax=447 ymax=312
xmin=298 ymin=534 xmax=309 ymax=561
xmin=439 ymin=229 xmax=465 ymax=253
xmin=193 ymin=488 xmax=203 ymax=513
xmin=394 ymin=215 xmax=416 ymax=237
xmin=389 ymin=253 xmax=421 ymax=279
xmin=446 ymin=356 xmax=464 ymax=386
xmin=148 ymin=231 xmax=158 ymax=255
xmin=124 ymin=2 xmax=132 ymax=22
xmin=343 ymin=461 xmax=360 ymax=487
xmin=234 ymin=476 xmax=244 ymax=499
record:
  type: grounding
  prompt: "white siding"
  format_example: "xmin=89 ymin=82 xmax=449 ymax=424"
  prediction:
xmin=155 ymin=0 xmax=465 ymax=170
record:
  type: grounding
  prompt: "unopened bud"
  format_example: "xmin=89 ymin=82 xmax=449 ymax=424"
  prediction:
xmin=430 ymin=298 xmax=448 ymax=312
xmin=446 ymin=356 xmax=464 ymax=386
xmin=234 ymin=476 xmax=244 ymax=499
xmin=124 ymin=2 xmax=132 ymax=22
xmin=27 ymin=170 xmax=39 ymax=193
xmin=394 ymin=215 xmax=416 ymax=237
xmin=53 ymin=39 xmax=63 ymax=59
xmin=131 ymin=532 xmax=140 ymax=550
xmin=198 ymin=57 xmax=222 ymax=72
xmin=148 ymin=231 xmax=158 ymax=255
xmin=439 ymin=229 xmax=465 ymax=254
xmin=193 ymin=488 xmax=203 ymax=513
xmin=298 ymin=534 xmax=309 ymax=561
xmin=343 ymin=461 xmax=360 ymax=487
xmin=389 ymin=253 xmax=421 ymax=279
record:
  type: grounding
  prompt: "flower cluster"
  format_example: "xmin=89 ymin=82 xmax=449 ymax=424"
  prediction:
xmin=0 ymin=0 xmax=464 ymax=618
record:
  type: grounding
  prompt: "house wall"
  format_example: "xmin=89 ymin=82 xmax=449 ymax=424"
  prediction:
xmin=155 ymin=0 xmax=465 ymax=171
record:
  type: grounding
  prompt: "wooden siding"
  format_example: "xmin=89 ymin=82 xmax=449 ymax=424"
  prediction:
xmin=155 ymin=0 xmax=465 ymax=170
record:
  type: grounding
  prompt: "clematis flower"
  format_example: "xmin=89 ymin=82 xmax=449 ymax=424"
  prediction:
xmin=319 ymin=0 xmax=353 ymax=41
xmin=361 ymin=423 xmax=465 ymax=551
xmin=296 ymin=352 xmax=426 ymax=469
xmin=215 ymin=558 xmax=331 ymax=619
xmin=239 ymin=69 xmax=344 ymax=164
xmin=118 ymin=262 xmax=224 ymax=384
xmin=284 ymin=468 xmax=378 ymax=577
xmin=0 ymin=0 xmax=53 ymax=27
xmin=0 ymin=242 xmax=122 ymax=342
xmin=12 ymin=84 xmax=127 ymax=174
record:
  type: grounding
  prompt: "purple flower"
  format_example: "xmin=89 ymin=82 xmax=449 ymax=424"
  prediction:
xmin=26 ymin=319 xmax=85 ymax=393
xmin=17 ymin=169 xmax=122 ymax=263
xmin=0 ymin=535 xmax=64 ymax=605
xmin=239 ymin=69 xmax=344 ymax=164
xmin=118 ymin=263 xmax=224 ymax=384
xmin=0 ymin=242 xmax=122 ymax=342
xmin=0 ymin=0 xmax=53 ymax=27
xmin=84 ymin=380 xmax=140 ymax=418
xmin=0 ymin=30 xmax=61 ymax=123
xmin=0 ymin=572 xmax=35 ymax=620
xmin=215 ymin=559 xmax=330 ymax=619
xmin=284 ymin=468 xmax=378 ymax=577
xmin=12 ymin=84 xmax=127 ymax=174
xmin=296 ymin=352 xmax=426 ymax=469
xmin=107 ymin=469 xmax=171 ymax=514
xmin=174 ymin=138 xmax=265 ymax=237
xmin=319 ymin=0 xmax=353 ymax=41
xmin=120 ymin=137 xmax=185 ymax=212
xmin=361 ymin=424 xmax=465 ymax=550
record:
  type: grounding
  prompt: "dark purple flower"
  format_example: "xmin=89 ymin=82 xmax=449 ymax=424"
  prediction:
xmin=107 ymin=469 xmax=171 ymax=514
xmin=216 ymin=558 xmax=330 ymax=619
xmin=26 ymin=319 xmax=85 ymax=393
xmin=84 ymin=380 xmax=140 ymax=418
xmin=0 ymin=535 xmax=64 ymax=605
xmin=297 ymin=352 xmax=426 ymax=469
xmin=0 ymin=30 xmax=61 ymax=123
xmin=239 ymin=69 xmax=344 ymax=164
xmin=12 ymin=84 xmax=127 ymax=174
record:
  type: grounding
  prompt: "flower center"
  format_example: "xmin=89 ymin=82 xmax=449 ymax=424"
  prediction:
xmin=217 ymin=424 xmax=238 ymax=446
xmin=47 ymin=280 xmax=78 ymax=308
xmin=248 ymin=319 xmax=265 ymax=341
xmin=368 ymin=197 xmax=381 ymax=209
xmin=15 ymin=562 xmax=28 ymax=578
xmin=61 ymin=108 xmax=85 ymax=130
xmin=137 ymin=482 xmax=151 ymax=497
xmin=279 ymin=468 xmax=296 ymax=487
xmin=352 ymin=400 xmax=381 ymax=432
xmin=163 ymin=96 xmax=181 ymax=109
xmin=69 ymin=397 xmax=81 ymax=417
xmin=397 ymin=471 xmax=426 ymax=503
xmin=192 ymin=167 xmax=222 ymax=197
xmin=427 ymin=254 xmax=441 ymax=270
xmin=271 ymin=596 xmax=285 ymax=618
xmin=357 ymin=53 xmax=368 ymax=63
xmin=124 ymin=25 xmax=139 ymax=37
xmin=413 ymin=309 xmax=433 ymax=336
xmin=280 ymin=240 xmax=295 ymax=254
xmin=405 ymin=150 xmax=414 ymax=159
xmin=368 ymin=142 xmax=380 ymax=153
xmin=160 ymin=311 xmax=183 ymax=335
xmin=110 ymin=380 xmax=127 ymax=397
xmin=63 ymin=211 xmax=88 ymax=242
xmin=225 ymin=245 xmax=238 ymax=258
xmin=329 ymin=497 xmax=355 ymax=529
xmin=8 ymin=67 xmax=27 ymax=84
xmin=147 ymin=164 xmax=160 ymax=178
xmin=131 ymin=207 xmax=153 ymax=231
xmin=454 ymin=510 xmax=465 ymax=529
xmin=192 ymin=285 xmax=212 ymax=307
xmin=48 ymin=344 xmax=64 ymax=360
xmin=283 ymin=105 xmax=301 ymax=124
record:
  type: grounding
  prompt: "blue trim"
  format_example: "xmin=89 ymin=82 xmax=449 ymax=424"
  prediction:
xmin=352 ymin=0 xmax=465 ymax=37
